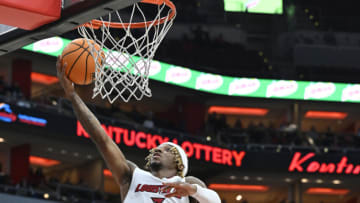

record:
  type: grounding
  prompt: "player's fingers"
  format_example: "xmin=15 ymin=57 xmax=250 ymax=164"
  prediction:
xmin=161 ymin=185 xmax=172 ymax=192
xmin=164 ymin=191 xmax=178 ymax=198
xmin=162 ymin=182 xmax=180 ymax=187
xmin=56 ymin=55 xmax=62 ymax=65
xmin=59 ymin=63 xmax=67 ymax=78
xmin=56 ymin=58 xmax=65 ymax=77
xmin=56 ymin=56 xmax=61 ymax=72
xmin=57 ymin=56 xmax=67 ymax=72
xmin=62 ymin=62 xmax=67 ymax=72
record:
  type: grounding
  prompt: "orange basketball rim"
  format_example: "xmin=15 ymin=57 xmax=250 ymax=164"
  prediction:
xmin=82 ymin=0 xmax=176 ymax=29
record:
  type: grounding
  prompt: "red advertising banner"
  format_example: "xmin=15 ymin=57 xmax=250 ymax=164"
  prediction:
xmin=288 ymin=152 xmax=360 ymax=175
xmin=77 ymin=121 xmax=246 ymax=167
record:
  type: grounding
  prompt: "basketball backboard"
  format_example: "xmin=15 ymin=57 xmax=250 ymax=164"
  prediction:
xmin=0 ymin=0 xmax=141 ymax=55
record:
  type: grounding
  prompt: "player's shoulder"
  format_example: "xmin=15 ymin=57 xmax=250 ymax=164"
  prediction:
xmin=185 ymin=176 xmax=206 ymax=188
xmin=127 ymin=160 xmax=138 ymax=170
xmin=126 ymin=161 xmax=152 ymax=177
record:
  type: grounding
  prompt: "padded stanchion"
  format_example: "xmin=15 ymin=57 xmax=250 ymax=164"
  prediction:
xmin=0 ymin=0 xmax=61 ymax=30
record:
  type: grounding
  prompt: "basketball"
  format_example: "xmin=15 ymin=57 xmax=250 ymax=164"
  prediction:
xmin=61 ymin=38 xmax=104 ymax=85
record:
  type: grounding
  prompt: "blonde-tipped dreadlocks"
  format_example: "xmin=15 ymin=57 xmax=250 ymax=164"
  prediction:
xmin=145 ymin=147 xmax=184 ymax=177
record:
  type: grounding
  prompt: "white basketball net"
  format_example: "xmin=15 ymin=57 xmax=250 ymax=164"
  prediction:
xmin=78 ymin=1 xmax=175 ymax=103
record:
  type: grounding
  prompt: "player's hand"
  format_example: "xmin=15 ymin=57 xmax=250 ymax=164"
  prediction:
xmin=56 ymin=55 xmax=75 ymax=98
xmin=162 ymin=182 xmax=197 ymax=198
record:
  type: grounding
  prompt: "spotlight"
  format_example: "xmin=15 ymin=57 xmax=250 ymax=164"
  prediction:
xmin=229 ymin=175 xmax=237 ymax=180
xmin=333 ymin=180 xmax=341 ymax=184
xmin=43 ymin=193 xmax=49 ymax=199
xmin=301 ymin=178 xmax=309 ymax=183
xmin=315 ymin=179 xmax=323 ymax=184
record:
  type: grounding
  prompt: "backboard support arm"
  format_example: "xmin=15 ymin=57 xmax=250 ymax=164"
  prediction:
xmin=0 ymin=0 xmax=141 ymax=55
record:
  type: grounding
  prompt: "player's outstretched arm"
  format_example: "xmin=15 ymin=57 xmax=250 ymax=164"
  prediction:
xmin=56 ymin=56 xmax=134 ymax=188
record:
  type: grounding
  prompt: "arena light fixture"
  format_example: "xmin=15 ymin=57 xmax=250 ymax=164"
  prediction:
xmin=301 ymin=178 xmax=309 ymax=183
xmin=306 ymin=188 xmax=349 ymax=195
xmin=332 ymin=180 xmax=341 ymax=185
xmin=315 ymin=179 xmax=323 ymax=184
xmin=43 ymin=193 xmax=50 ymax=199
xmin=305 ymin=111 xmax=348 ymax=119
xmin=229 ymin=175 xmax=237 ymax=180
xmin=235 ymin=194 xmax=243 ymax=201
xmin=209 ymin=184 xmax=269 ymax=191
xmin=208 ymin=106 xmax=268 ymax=116
xmin=256 ymin=177 xmax=263 ymax=181
xmin=29 ymin=156 xmax=60 ymax=167
xmin=31 ymin=72 xmax=59 ymax=85
xmin=284 ymin=178 xmax=292 ymax=182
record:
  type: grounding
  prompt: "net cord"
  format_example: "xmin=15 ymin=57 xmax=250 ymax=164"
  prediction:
xmin=77 ymin=2 xmax=175 ymax=103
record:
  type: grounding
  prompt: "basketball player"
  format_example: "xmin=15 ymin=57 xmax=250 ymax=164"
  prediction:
xmin=56 ymin=56 xmax=221 ymax=203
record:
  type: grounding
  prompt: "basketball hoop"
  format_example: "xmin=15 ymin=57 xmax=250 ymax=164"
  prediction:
xmin=78 ymin=0 xmax=176 ymax=103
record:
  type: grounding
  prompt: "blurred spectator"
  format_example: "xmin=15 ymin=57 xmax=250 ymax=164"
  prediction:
xmin=307 ymin=126 xmax=318 ymax=143
xmin=129 ymin=105 xmax=142 ymax=122
xmin=234 ymin=119 xmax=243 ymax=129
xmin=323 ymin=29 xmax=337 ymax=45
xmin=218 ymin=114 xmax=228 ymax=131
xmin=191 ymin=25 xmax=210 ymax=45
xmin=247 ymin=121 xmax=256 ymax=138
xmin=201 ymin=112 xmax=359 ymax=149
xmin=0 ymin=163 xmax=8 ymax=184
xmin=279 ymin=199 xmax=286 ymax=203
xmin=0 ymin=76 xmax=5 ymax=95
xmin=0 ymin=79 xmax=25 ymax=100
xmin=33 ymin=168 xmax=45 ymax=187
xmin=323 ymin=127 xmax=334 ymax=146
xmin=143 ymin=111 xmax=155 ymax=129
xmin=205 ymin=113 xmax=218 ymax=134
xmin=8 ymin=82 xmax=24 ymax=99
xmin=356 ymin=128 xmax=360 ymax=147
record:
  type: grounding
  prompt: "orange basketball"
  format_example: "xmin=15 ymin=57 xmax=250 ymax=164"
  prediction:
xmin=61 ymin=38 xmax=104 ymax=85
